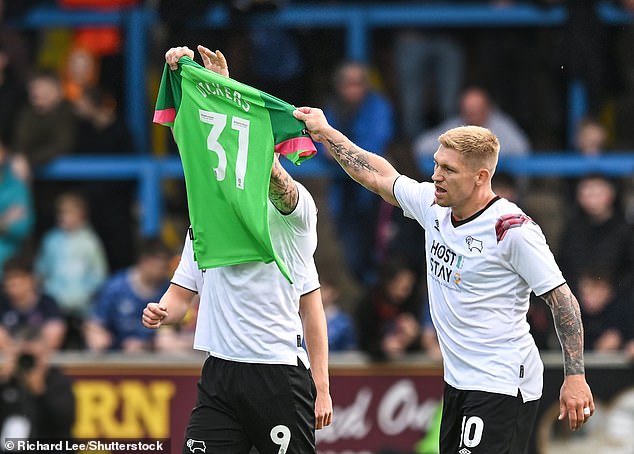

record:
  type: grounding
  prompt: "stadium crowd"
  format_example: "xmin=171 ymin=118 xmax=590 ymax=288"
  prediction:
xmin=0 ymin=0 xmax=633 ymax=366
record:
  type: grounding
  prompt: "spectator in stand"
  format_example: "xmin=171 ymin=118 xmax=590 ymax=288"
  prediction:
xmin=0 ymin=327 xmax=75 ymax=440
xmin=61 ymin=46 xmax=99 ymax=103
xmin=393 ymin=29 xmax=464 ymax=139
xmin=575 ymin=117 xmax=608 ymax=156
xmin=322 ymin=61 xmax=395 ymax=284
xmin=0 ymin=141 xmax=33 ymax=275
xmin=72 ymin=86 xmax=136 ymax=269
xmin=558 ymin=174 xmax=634 ymax=296
xmin=576 ymin=269 xmax=631 ymax=352
xmin=13 ymin=70 xmax=76 ymax=176
xmin=0 ymin=44 xmax=26 ymax=146
xmin=84 ymin=238 xmax=171 ymax=353
xmin=320 ymin=276 xmax=357 ymax=352
xmin=355 ymin=258 xmax=421 ymax=361
xmin=413 ymin=87 xmax=530 ymax=158
xmin=35 ymin=192 xmax=108 ymax=350
xmin=0 ymin=256 xmax=65 ymax=351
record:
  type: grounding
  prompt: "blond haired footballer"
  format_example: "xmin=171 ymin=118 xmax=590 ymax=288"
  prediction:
xmin=293 ymin=107 xmax=593 ymax=454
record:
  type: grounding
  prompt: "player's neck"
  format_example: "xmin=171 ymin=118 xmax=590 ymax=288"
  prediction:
xmin=452 ymin=190 xmax=497 ymax=221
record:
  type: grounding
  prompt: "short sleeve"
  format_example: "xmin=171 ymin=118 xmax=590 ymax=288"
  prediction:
xmin=498 ymin=220 xmax=566 ymax=296
xmin=300 ymin=258 xmax=320 ymax=296
xmin=393 ymin=176 xmax=436 ymax=228
xmin=172 ymin=230 xmax=200 ymax=293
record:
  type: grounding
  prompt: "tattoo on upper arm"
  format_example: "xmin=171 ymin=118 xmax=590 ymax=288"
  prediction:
xmin=269 ymin=158 xmax=298 ymax=214
xmin=541 ymin=284 xmax=585 ymax=375
xmin=327 ymin=139 xmax=378 ymax=173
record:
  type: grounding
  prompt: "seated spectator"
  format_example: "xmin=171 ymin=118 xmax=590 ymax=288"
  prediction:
xmin=35 ymin=192 xmax=108 ymax=349
xmin=577 ymin=270 xmax=630 ymax=352
xmin=13 ymin=70 xmax=76 ymax=176
xmin=575 ymin=117 xmax=608 ymax=156
xmin=0 ymin=256 xmax=65 ymax=351
xmin=355 ymin=258 xmax=421 ymax=361
xmin=558 ymin=174 xmax=634 ymax=295
xmin=61 ymin=46 xmax=98 ymax=103
xmin=413 ymin=86 xmax=530 ymax=158
xmin=0 ymin=327 xmax=75 ymax=440
xmin=322 ymin=61 xmax=395 ymax=284
xmin=84 ymin=238 xmax=171 ymax=353
xmin=0 ymin=141 xmax=33 ymax=275
xmin=320 ymin=276 xmax=356 ymax=352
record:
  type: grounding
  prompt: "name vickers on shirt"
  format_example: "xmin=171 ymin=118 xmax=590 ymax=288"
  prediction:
xmin=429 ymin=239 xmax=456 ymax=284
xmin=195 ymin=80 xmax=251 ymax=112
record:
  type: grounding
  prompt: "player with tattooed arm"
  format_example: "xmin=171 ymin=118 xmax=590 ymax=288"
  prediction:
xmin=144 ymin=47 xmax=332 ymax=454
xmin=293 ymin=107 xmax=593 ymax=454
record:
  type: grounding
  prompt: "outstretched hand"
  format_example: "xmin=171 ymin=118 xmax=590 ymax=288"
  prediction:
xmin=165 ymin=46 xmax=194 ymax=70
xmin=164 ymin=45 xmax=229 ymax=78
xmin=197 ymin=45 xmax=229 ymax=77
xmin=292 ymin=107 xmax=332 ymax=144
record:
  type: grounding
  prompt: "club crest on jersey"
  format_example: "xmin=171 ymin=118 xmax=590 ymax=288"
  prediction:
xmin=465 ymin=236 xmax=483 ymax=253
xmin=453 ymin=271 xmax=461 ymax=285
xmin=187 ymin=439 xmax=206 ymax=453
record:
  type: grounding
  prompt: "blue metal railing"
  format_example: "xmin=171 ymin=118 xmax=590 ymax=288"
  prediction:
xmin=36 ymin=153 xmax=634 ymax=236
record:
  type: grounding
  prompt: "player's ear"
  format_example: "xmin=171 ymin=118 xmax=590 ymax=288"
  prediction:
xmin=475 ymin=168 xmax=490 ymax=186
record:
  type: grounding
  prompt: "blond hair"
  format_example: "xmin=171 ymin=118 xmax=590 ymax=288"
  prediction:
xmin=438 ymin=126 xmax=500 ymax=171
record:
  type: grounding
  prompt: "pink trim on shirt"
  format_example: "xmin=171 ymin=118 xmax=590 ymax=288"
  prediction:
xmin=153 ymin=108 xmax=177 ymax=124
xmin=275 ymin=137 xmax=316 ymax=157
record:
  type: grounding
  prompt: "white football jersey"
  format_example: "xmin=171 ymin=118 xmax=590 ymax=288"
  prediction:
xmin=172 ymin=182 xmax=320 ymax=367
xmin=394 ymin=176 xmax=565 ymax=401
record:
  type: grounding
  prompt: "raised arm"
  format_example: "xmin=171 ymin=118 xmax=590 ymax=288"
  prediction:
xmin=293 ymin=107 xmax=401 ymax=206
xmin=540 ymin=283 xmax=594 ymax=431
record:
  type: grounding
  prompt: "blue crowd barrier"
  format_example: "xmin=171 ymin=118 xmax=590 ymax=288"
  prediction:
xmin=11 ymin=3 xmax=634 ymax=158
xmin=36 ymin=153 xmax=634 ymax=236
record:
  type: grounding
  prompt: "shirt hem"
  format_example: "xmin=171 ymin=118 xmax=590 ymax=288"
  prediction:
xmin=445 ymin=380 xmax=542 ymax=402
xmin=193 ymin=345 xmax=299 ymax=366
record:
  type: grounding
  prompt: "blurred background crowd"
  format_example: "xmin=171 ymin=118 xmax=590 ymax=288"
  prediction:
xmin=0 ymin=0 xmax=633 ymax=366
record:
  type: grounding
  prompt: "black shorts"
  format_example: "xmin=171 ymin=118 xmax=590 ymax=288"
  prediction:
xmin=440 ymin=383 xmax=540 ymax=454
xmin=183 ymin=355 xmax=316 ymax=454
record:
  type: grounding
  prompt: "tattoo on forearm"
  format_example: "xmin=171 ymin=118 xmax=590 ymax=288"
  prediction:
xmin=541 ymin=284 xmax=585 ymax=375
xmin=327 ymin=139 xmax=378 ymax=174
xmin=269 ymin=159 xmax=298 ymax=214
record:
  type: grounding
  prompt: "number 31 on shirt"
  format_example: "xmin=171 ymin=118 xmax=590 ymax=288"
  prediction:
xmin=199 ymin=109 xmax=250 ymax=190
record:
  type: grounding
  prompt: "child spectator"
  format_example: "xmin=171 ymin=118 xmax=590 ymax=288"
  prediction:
xmin=577 ymin=270 xmax=630 ymax=352
xmin=0 ymin=256 xmax=65 ymax=351
xmin=355 ymin=258 xmax=421 ymax=361
xmin=35 ymin=192 xmax=108 ymax=349
xmin=84 ymin=238 xmax=171 ymax=353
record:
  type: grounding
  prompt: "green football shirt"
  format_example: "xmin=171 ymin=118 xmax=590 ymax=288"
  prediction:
xmin=153 ymin=56 xmax=316 ymax=281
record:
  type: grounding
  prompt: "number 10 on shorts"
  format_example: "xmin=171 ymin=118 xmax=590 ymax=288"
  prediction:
xmin=459 ymin=415 xmax=484 ymax=448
